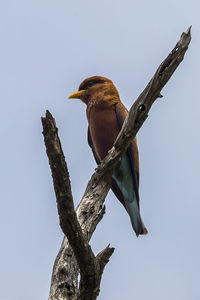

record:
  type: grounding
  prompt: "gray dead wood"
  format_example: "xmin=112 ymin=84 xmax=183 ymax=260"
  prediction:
xmin=42 ymin=27 xmax=191 ymax=300
xmin=42 ymin=111 xmax=114 ymax=300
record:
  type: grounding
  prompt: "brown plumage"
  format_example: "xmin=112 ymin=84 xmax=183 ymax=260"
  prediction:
xmin=69 ymin=76 xmax=147 ymax=236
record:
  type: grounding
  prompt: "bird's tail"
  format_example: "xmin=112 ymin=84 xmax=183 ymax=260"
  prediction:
xmin=125 ymin=199 xmax=148 ymax=236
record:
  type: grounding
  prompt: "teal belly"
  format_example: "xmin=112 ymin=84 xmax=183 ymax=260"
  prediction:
xmin=112 ymin=154 xmax=142 ymax=234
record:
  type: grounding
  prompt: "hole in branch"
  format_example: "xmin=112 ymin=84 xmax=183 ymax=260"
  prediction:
xmin=159 ymin=58 xmax=173 ymax=76
xmin=139 ymin=104 xmax=146 ymax=112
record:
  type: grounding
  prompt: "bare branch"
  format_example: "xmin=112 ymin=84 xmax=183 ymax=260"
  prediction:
xmin=44 ymin=27 xmax=191 ymax=300
xmin=42 ymin=112 xmax=114 ymax=300
xmin=42 ymin=111 xmax=79 ymax=300
xmin=96 ymin=245 xmax=115 ymax=273
xmin=42 ymin=112 xmax=107 ymax=300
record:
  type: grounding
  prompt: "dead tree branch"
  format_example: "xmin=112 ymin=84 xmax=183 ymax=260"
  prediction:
xmin=42 ymin=112 xmax=114 ymax=300
xmin=42 ymin=27 xmax=191 ymax=300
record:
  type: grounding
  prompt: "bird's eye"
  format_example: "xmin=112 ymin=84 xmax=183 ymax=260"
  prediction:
xmin=79 ymin=78 xmax=105 ymax=91
xmin=86 ymin=79 xmax=104 ymax=89
xmin=86 ymin=81 xmax=96 ymax=88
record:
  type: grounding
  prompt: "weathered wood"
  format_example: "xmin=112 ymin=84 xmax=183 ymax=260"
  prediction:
xmin=42 ymin=113 xmax=79 ymax=300
xmin=42 ymin=111 xmax=114 ymax=300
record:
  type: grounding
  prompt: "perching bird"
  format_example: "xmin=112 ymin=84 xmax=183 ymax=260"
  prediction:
xmin=69 ymin=76 xmax=147 ymax=236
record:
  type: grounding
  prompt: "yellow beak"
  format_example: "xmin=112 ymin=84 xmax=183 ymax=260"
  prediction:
xmin=68 ymin=90 xmax=86 ymax=99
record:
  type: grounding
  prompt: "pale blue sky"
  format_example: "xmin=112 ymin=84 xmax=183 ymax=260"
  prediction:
xmin=1 ymin=1 xmax=200 ymax=299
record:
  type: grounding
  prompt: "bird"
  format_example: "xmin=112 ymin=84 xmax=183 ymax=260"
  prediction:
xmin=68 ymin=76 xmax=147 ymax=236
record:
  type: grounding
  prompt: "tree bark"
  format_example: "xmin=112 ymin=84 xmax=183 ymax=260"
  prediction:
xmin=42 ymin=27 xmax=191 ymax=300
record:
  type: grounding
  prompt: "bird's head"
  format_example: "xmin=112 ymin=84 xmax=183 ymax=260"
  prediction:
xmin=68 ymin=76 xmax=120 ymax=106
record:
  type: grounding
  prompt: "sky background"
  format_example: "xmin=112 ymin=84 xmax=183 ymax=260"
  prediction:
xmin=1 ymin=1 xmax=200 ymax=299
